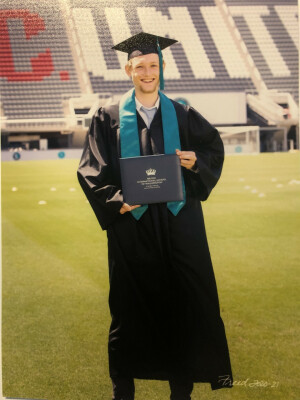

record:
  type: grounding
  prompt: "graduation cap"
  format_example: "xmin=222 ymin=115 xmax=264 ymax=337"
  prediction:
xmin=112 ymin=32 xmax=178 ymax=90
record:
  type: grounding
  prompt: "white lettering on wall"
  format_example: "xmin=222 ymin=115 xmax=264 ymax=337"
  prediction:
xmin=105 ymin=7 xmax=130 ymax=77
xmin=229 ymin=6 xmax=290 ymax=77
xmin=72 ymin=8 xmax=105 ymax=77
xmin=201 ymin=6 xmax=250 ymax=78
xmin=275 ymin=5 xmax=298 ymax=50
xmin=137 ymin=7 xmax=215 ymax=79
xmin=73 ymin=6 xmax=294 ymax=82
xmin=73 ymin=7 xmax=128 ymax=80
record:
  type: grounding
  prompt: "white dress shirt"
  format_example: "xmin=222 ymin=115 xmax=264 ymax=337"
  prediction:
xmin=135 ymin=96 xmax=160 ymax=128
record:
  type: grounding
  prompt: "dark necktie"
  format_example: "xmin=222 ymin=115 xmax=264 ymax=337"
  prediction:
xmin=140 ymin=128 xmax=152 ymax=156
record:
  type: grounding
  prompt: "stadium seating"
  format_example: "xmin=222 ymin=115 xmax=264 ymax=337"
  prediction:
xmin=0 ymin=0 xmax=298 ymax=123
xmin=70 ymin=0 xmax=256 ymax=94
xmin=226 ymin=0 xmax=298 ymax=100
xmin=0 ymin=0 xmax=81 ymax=119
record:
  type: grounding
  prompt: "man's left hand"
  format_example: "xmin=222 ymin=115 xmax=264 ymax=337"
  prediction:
xmin=176 ymin=149 xmax=197 ymax=170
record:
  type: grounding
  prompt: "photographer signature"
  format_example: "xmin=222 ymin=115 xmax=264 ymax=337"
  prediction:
xmin=218 ymin=375 xmax=279 ymax=388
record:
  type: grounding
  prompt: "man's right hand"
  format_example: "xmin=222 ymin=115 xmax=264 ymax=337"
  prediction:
xmin=119 ymin=203 xmax=141 ymax=214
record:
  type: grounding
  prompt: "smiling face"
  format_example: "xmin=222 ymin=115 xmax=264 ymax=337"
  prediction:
xmin=125 ymin=53 xmax=165 ymax=96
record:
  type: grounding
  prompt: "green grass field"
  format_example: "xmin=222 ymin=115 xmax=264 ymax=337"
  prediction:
xmin=1 ymin=153 xmax=300 ymax=400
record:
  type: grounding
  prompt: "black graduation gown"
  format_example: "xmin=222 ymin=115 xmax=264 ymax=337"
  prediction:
xmin=77 ymin=100 xmax=233 ymax=390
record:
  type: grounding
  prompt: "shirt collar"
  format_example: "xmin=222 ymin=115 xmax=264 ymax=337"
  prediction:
xmin=135 ymin=95 xmax=160 ymax=111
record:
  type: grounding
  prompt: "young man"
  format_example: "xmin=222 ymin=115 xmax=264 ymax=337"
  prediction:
xmin=77 ymin=32 xmax=233 ymax=400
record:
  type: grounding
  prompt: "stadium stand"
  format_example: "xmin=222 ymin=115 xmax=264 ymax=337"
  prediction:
xmin=0 ymin=0 xmax=298 ymax=152
xmin=226 ymin=0 xmax=298 ymax=100
xmin=70 ymin=0 xmax=255 ymax=94
xmin=0 ymin=0 xmax=81 ymax=121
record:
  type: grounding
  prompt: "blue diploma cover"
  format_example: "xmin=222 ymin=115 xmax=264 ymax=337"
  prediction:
xmin=120 ymin=154 xmax=184 ymax=205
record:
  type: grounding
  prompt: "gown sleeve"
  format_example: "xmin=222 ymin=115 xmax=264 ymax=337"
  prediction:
xmin=184 ymin=106 xmax=224 ymax=201
xmin=77 ymin=108 xmax=123 ymax=230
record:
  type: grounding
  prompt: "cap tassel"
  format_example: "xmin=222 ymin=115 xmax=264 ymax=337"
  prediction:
xmin=157 ymin=37 xmax=164 ymax=91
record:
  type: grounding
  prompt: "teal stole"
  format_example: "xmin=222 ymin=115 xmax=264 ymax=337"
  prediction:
xmin=119 ymin=88 xmax=186 ymax=220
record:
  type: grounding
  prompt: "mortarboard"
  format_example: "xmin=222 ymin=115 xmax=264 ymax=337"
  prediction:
xmin=112 ymin=32 xmax=178 ymax=90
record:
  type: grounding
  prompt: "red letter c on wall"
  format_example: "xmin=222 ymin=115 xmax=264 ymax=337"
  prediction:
xmin=0 ymin=9 xmax=54 ymax=81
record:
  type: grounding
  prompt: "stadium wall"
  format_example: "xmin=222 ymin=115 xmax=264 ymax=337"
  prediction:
xmin=1 ymin=148 xmax=82 ymax=162
xmin=169 ymin=92 xmax=247 ymax=125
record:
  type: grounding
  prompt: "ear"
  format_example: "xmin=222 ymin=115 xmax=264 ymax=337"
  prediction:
xmin=125 ymin=64 xmax=132 ymax=78
xmin=162 ymin=60 xmax=166 ymax=71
